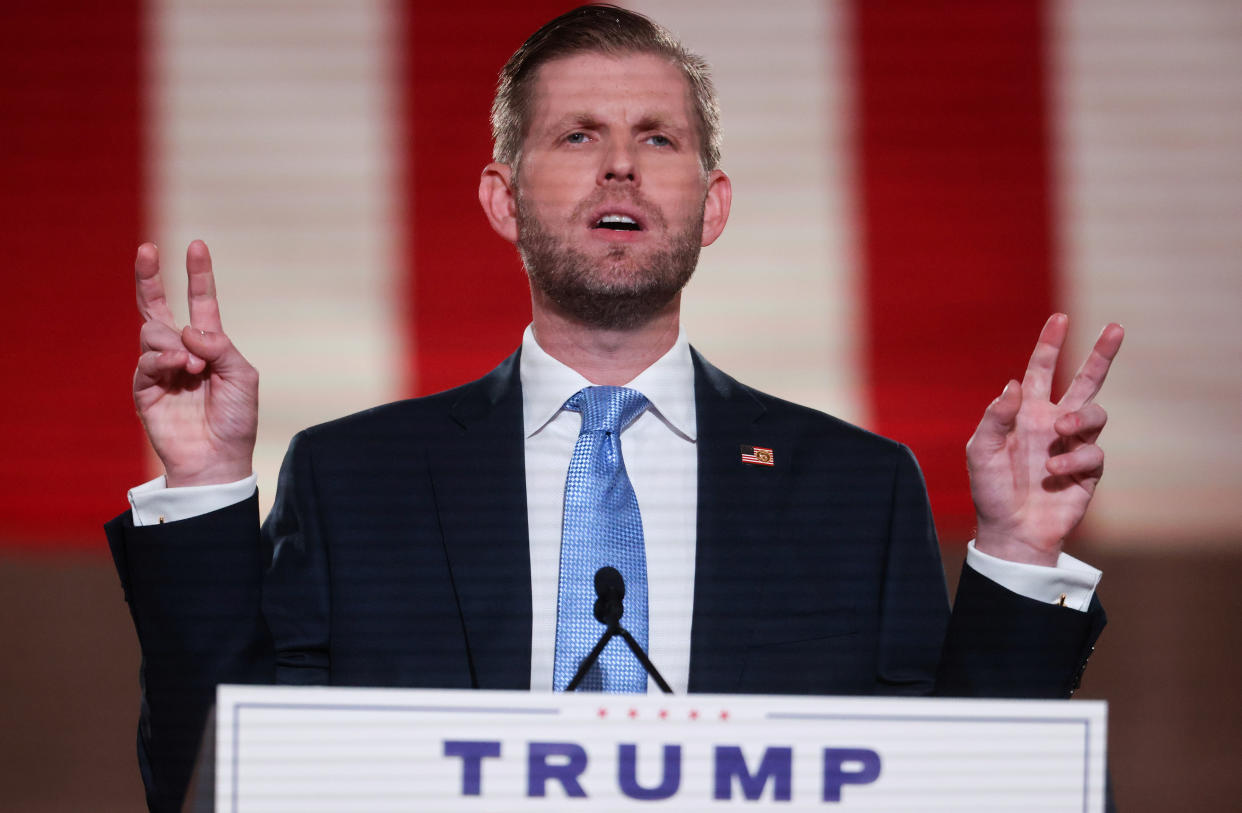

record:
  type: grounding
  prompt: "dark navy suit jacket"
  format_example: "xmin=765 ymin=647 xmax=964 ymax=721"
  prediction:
xmin=107 ymin=349 xmax=1105 ymax=812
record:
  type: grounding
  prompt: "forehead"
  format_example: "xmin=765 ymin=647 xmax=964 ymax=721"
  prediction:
xmin=527 ymin=51 xmax=694 ymax=129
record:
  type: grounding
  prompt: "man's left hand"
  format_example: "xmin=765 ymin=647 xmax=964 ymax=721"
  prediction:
xmin=968 ymin=314 xmax=1125 ymax=566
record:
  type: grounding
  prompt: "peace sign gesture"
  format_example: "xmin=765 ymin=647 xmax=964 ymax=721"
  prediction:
xmin=967 ymin=314 xmax=1125 ymax=566
xmin=132 ymin=240 xmax=258 ymax=488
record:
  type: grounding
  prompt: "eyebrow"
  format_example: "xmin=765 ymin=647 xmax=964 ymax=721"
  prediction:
xmin=558 ymin=112 xmax=605 ymax=132
xmin=634 ymin=113 xmax=690 ymax=136
xmin=549 ymin=112 xmax=692 ymax=138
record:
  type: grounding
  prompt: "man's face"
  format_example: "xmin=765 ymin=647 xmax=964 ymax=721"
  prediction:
xmin=510 ymin=51 xmax=725 ymax=330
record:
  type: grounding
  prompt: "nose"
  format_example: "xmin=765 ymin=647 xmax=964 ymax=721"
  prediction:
xmin=598 ymin=138 xmax=639 ymax=186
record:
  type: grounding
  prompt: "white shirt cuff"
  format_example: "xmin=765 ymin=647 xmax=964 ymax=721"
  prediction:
xmin=128 ymin=473 xmax=258 ymax=526
xmin=965 ymin=539 xmax=1100 ymax=612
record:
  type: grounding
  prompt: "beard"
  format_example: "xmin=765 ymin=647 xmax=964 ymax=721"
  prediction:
xmin=515 ymin=187 xmax=703 ymax=331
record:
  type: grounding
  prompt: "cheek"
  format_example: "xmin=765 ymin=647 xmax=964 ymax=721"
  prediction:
xmin=521 ymin=182 xmax=588 ymax=224
xmin=659 ymin=180 xmax=708 ymax=224
xmin=645 ymin=162 xmax=707 ymax=205
xmin=519 ymin=157 xmax=593 ymax=202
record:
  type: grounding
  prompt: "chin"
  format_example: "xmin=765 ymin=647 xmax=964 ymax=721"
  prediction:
xmin=517 ymin=200 xmax=703 ymax=330
xmin=546 ymin=284 xmax=681 ymax=331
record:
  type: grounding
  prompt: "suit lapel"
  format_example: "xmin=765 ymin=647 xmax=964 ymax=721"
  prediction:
xmin=688 ymin=351 xmax=791 ymax=693
xmin=428 ymin=351 xmax=533 ymax=689
xmin=425 ymin=348 xmax=789 ymax=693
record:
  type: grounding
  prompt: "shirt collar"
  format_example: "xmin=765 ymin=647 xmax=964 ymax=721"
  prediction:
xmin=519 ymin=324 xmax=697 ymax=442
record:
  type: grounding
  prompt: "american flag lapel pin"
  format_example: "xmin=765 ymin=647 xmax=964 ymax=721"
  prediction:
xmin=740 ymin=445 xmax=774 ymax=466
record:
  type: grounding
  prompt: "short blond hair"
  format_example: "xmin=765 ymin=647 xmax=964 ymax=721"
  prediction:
xmin=490 ymin=4 xmax=721 ymax=171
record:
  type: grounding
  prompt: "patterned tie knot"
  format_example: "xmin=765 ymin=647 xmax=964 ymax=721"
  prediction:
xmin=566 ymin=386 xmax=649 ymax=437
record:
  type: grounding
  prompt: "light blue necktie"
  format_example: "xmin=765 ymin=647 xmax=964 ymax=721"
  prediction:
xmin=553 ymin=386 xmax=650 ymax=693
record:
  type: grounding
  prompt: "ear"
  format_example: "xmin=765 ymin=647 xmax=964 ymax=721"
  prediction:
xmin=700 ymin=168 xmax=732 ymax=247
xmin=479 ymin=162 xmax=518 ymax=244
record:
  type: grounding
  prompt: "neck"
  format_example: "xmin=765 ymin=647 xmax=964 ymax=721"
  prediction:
xmin=530 ymin=292 xmax=682 ymax=385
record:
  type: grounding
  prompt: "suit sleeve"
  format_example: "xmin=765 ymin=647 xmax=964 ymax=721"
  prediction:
xmin=888 ymin=443 xmax=1108 ymax=698
xmin=938 ymin=563 xmax=1106 ymax=698
xmin=106 ymin=494 xmax=273 ymax=813
xmin=877 ymin=444 xmax=1106 ymax=699
xmin=106 ymin=431 xmax=331 ymax=812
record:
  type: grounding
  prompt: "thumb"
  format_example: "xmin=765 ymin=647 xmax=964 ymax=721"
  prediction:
xmin=972 ymin=380 xmax=1022 ymax=453
xmin=181 ymin=325 xmax=247 ymax=373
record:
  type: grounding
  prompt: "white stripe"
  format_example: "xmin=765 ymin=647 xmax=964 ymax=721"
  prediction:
xmin=1052 ymin=0 xmax=1242 ymax=541
xmin=623 ymin=0 xmax=866 ymax=424
xmin=149 ymin=0 xmax=403 ymax=516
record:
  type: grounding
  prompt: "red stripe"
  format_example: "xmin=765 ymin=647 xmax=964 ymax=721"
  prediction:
xmin=0 ymin=1 xmax=148 ymax=546
xmin=402 ymin=2 xmax=579 ymax=396
xmin=853 ymin=1 xmax=1057 ymax=537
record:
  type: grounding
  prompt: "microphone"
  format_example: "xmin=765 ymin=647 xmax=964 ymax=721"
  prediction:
xmin=593 ymin=565 xmax=624 ymax=625
xmin=566 ymin=566 xmax=672 ymax=694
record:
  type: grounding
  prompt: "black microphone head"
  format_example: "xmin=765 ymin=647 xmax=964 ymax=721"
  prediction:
xmin=593 ymin=566 xmax=625 ymax=625
xmin=594 ymin=566 xmax=625 ymax=599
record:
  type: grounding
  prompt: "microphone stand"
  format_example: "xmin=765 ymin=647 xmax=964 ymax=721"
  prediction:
xmin=565 ymin=620 xmax=673 ymax=694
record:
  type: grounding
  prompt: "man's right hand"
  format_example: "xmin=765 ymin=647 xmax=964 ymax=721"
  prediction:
xmin=133 ymin=240 xmax=258 ymax=487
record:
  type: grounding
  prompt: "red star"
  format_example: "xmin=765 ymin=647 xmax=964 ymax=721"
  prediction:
xmin=719 ymin=710 xmax=730 ymax=721
xmin=658 ymin=709 xmax=668 ymax=719
xmin=597 ymin=708 xmax=608 ymax=718
xmin=688 ymin=709 xmax=699 ymax=720
xmin=628 ymin=708 xmax=639 ymax=719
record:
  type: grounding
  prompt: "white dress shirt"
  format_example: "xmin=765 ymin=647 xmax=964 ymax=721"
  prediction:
xmin=520 ymin=325 xmax=698 ymax=692
xmin=129 ymin=326 xmax=1101 ymax=693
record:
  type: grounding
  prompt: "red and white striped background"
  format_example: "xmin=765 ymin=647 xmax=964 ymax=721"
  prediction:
xmin=2 ymin=0 xmax=1239 ymax=549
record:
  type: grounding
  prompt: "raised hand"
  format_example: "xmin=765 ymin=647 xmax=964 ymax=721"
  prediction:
xmin=133 ymin=240 xmax=258 ymax=487
xmin=967 ymin=314 xmax=1124 ymax=566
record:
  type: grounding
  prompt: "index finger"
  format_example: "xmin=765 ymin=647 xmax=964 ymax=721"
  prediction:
xmin=1021 ymin=313 xmax=1069 ymax=401
xmin=1059 ymin=322 xmax=1124 ymax=409
xmin=134 ymin=242 xmax=177 ymax=328
xmin=186 ymin=239 xmax=224 ymax=333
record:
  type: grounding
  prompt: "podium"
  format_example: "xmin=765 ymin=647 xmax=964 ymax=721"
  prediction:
xmin=190 ymin=684 xmax=1106 ymax=811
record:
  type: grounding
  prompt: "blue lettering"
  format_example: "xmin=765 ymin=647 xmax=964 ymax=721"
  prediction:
xmin=618 ymin=744 xmax=681 ymax=800
xmin=443 ymin=740 xmax=501 ymax=796
xmin=713 ymin=745 xmax=793 ymax=801
xmin=527 ymin=742 xmax=588 ymax=798
xmin=822 ymin=748 xmax=881 ymax=802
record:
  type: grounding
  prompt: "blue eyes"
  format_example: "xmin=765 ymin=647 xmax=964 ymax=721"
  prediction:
xmin=562 ymin=133 xmax=673 ymax=148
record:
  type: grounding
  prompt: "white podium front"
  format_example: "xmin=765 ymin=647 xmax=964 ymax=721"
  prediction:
xmin=198 ymin=684 xmax=1105 ymax=811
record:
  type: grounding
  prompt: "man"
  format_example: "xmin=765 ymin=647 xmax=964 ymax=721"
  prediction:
xmin=108 ymin=6 xmax=1123 ymax=811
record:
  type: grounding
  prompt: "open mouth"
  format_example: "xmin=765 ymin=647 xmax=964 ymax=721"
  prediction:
xmin=592 ymin=214 xmax=642 ymax=231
